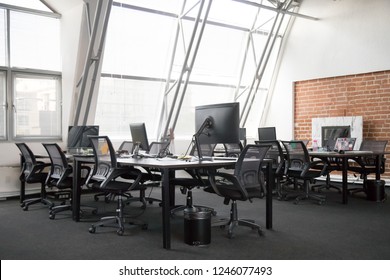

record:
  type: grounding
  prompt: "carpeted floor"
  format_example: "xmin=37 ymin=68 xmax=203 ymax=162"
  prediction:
xmin=1 ymin=183 xmax=390 ymax=260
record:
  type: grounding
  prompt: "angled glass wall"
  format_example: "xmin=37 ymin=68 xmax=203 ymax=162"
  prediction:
xmin=96 ymin=0 xmax=298 ymax=142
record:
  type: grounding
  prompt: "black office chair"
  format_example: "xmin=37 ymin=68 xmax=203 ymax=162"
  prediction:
xmin=87 ymin=136 xmax=147 ymax=235
xmin=281 ymin=141 xmax=328 ymax=205
xmin=170 ymin=143 xmax=217 ymax=216
xmin=42 ymin=143 xmax=94 ymax=219
xmin=16 ymin=143 xmax=55 ymax=211
xmin=223 ymin=142 xmax=243 ymax=158
xmin=255 ymin=140 xmax=286 ymax=198
xmin=347 ymin=140 xmax=388 ymax=196
xmin=207 ymin=144 xmax=271 ymax=238
xmin=93 ymin=140 xmax=136 ymax=203
xmin=118 ymin=141 xmax=134 ymax=154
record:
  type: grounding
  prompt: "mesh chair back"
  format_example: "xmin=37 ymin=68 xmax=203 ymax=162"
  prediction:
xmin=223 ymin=143 xmax=243 ymax=157
xmin=89 ymin=136 xmax=118 ymax=180
xmin=282 ymin=141 xmax=310 ymax=172
xmin=118 ymin=141 xmax=134 ymax=154
xmin=255 ymin=140 xmax=285 ymax=175
xmin=42 ymin=143 xmax=70 ymax=179
xmin=148 ymin=141 xmax=170 ymax=157
xmin=16 ymin=143 xmax=38 ymax=177
xmin=234 ymin=144 xmax=271 ymax=189
xmin=190 ymin=143 xmax=216 ymax=157
xmin=359 ymin=140 xmax=388 ymax=167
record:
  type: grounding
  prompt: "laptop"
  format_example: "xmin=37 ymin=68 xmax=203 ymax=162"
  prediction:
xmin=334 ymin=137 xmax=356 ymax=151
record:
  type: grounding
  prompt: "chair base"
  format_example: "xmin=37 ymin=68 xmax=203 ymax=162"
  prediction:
xmin=89 ymin=195 xmax=147 ymax=235
xmin=21 ymin=197 xmax=54 ymax=211
xmin=219 ymin=201 xmax=263 ymax=239
xmin=282 ymin=180 xmax=326 ymax=205
xmin=49 ymin=204 xmax=97 ymax=219
xmin=88 ymin=215 xmax=148 ymax=236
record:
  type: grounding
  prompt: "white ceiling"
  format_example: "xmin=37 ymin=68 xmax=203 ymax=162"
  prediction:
xmin=43 ymin=0 xmax=83 ymax=14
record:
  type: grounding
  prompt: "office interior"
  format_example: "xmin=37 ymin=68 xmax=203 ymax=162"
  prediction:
xmin=1 ymin=0 xmax=390 ymax=260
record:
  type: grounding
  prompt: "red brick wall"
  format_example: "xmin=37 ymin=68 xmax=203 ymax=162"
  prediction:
xmin=294 ymin=70 xmax=390 ymax=179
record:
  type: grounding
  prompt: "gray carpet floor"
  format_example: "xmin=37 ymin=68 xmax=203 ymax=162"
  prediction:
xmin=1 ymin=184 xmax=390 ymax=260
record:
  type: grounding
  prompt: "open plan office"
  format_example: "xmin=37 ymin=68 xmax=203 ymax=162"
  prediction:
xmin=1 ymin=0 xmax=390 ymax=264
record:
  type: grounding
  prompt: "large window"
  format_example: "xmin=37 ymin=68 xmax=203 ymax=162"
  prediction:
xmin=96 ymin=0 xmax=294 ymax=142
xmin=0 ymin=4 xmax=61 ymax=141
xmin=13 ymin=73 xmax=61 ymax=139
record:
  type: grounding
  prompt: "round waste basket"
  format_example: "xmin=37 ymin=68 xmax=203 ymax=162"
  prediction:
xmin=366 ymin=180 xmax=386 ymax=202
xmin=184 ymin=207 xmax=211 ymax=246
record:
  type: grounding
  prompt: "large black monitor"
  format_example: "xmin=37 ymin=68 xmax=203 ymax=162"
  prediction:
xmin=195 ymin=102 xmax=240 ymax=159
xmin=258 ymin=127 xmax=277 ymax=141
xmin=130 ymin=123 xmax=150 ymax=151
xmin=67 ymin=125 xmax=99 ymax=150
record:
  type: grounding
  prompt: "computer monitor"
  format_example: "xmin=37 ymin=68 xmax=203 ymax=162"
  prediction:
xmin=258 ymin=127 xmax=277 ymax=141
xmin=130 ymin=123 xmax=150 ymax=151
xmin=195 ymin=102 xmax=240 ymax=159
xmin=67 ymin=125 xmax=99 ymax=150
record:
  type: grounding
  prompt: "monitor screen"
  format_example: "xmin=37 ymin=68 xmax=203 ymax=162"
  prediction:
xmin=258 ymin=127 xmax=277 ymax=141
xmin=195 ymin=102 xmax=240 ymax=147
xmin=130 ymin=123 xmax=150 ymax=151
xmin=67 ymin=125 xmax=99 ymax=149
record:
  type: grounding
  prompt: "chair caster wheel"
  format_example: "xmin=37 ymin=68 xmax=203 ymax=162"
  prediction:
xmin=227 ymin=230 xmax=234 ymax=239
xmin=89 ymin=226 xmax=96 ymax=233
xmin=117 ymin=228 xmax=124 ymax=236
xmin=22 ymin=206 xmax=28 ymax=211
xmin=92 ymin=209 xmax=98 ymax=215
xmin=104 ymin=197 xmax=110 ymax=203
xmin=141 ymin=224 xmax=148 ymax=230
xmin=49 ymin=214 xmax=55 ymax=220
xmin=148 ymin=201 xmax=153 ymax=205
xmin=257 ymin=229 xmax=264 ymax=236
xmin=211 ymin=210 xmax=217 ymax=216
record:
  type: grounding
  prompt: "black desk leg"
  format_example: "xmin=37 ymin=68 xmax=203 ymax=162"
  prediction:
xmin=161 ymin=168 xmax=171 ymax=249
xmin=266 ymin=162 xmax=273 ymax=229
xmin=19 ymin=155 xmax=25 ymax=204
xmin=72 ymin=158 xmax=82 ymax=222
xmin=342 ymin=157 xmax=348 ymax=204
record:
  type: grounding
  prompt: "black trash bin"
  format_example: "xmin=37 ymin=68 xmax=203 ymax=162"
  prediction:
xmin=366 ymin=180 xmax=386 ymax=202
xmin=184 ymin=207 xmax=211 ymax=246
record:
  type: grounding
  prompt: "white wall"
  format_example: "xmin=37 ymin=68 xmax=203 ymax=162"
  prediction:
xmin=267 ymin=0 xmax=390 ymax=141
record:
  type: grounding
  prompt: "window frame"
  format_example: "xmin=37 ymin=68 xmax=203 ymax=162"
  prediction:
xmin=0 ymin=4 xmax=62 ymax=142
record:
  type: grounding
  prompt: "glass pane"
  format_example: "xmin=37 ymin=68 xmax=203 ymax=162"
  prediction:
xmin=119 ymin=0 xmax=182 ymax=14
xmin=10 ymin=11 xmax=60 ymax=71
xmin=0 ymin=0 xmax=52 ymax=12
xmin=191 ymin=24 xmax=247 ymax=85
xmin=0 ymin=71 xmax=6 ymax=139
xmin=0 ymin=8 xmax=5 ymax=66
xmin=96 ymin=77 xmax=164 ymax=140
xmin=102 ymin=6 xmax=177 ymax=78
xmin=13 ymin=74 xmax=61 ymax=138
